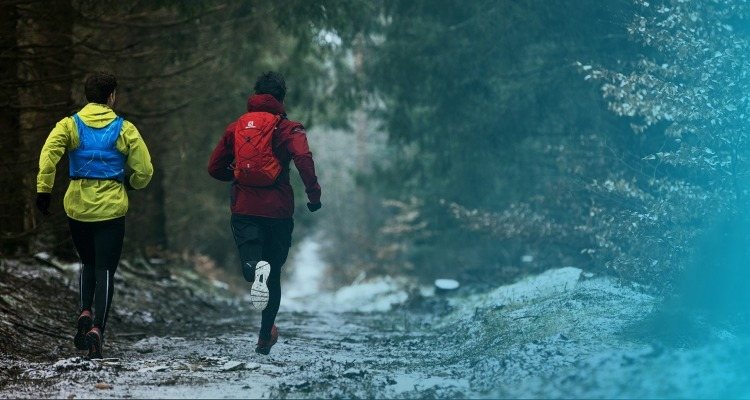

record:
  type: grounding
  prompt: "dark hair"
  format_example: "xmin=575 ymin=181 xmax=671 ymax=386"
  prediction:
xmin=254 ymin=71 xmax=286 ymax=102
xmin=85 ymin=72 xmax=117 ymax=104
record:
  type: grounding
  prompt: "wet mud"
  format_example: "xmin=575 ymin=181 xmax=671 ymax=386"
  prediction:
xmin=0 ymin=255 xmax=464 ymax=399
xmin=1 ymin=306 xmax=466 ymax=399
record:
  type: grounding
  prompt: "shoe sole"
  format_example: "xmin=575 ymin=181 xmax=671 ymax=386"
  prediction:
xmin=249 ymin=261 xmax=270 ymax=310
xmin=85 ymin=330 xmax=102 ymax=359
xmin=74 ymin=314 xmax=93 ymax=350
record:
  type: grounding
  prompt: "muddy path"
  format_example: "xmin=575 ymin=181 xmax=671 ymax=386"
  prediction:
xmin=0 ymin=245 xmax=465 ymax=399
xmin=2 ymin=305 xmax=464 ymax=399
xmin=2 ymin=241 xmax=749 ymax=398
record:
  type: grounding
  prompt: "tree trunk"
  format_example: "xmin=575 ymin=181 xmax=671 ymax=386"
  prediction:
xmin=15 ymin=0 xmax=76 ymax=258
xmin=125 ymin=123 xmax=168 ymax=252
xmin=0 ymin=3 xmax=24 ymax=255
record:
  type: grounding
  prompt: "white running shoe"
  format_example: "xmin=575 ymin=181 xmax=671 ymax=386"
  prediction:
xmin=249 ymin=261 xmax=271 ymax=310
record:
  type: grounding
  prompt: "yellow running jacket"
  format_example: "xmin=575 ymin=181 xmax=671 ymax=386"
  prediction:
xmin=37 ymin=103 xmax=153 ymax=222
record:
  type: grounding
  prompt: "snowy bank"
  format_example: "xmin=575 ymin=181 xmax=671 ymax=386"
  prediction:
xmin=282 ymin=275 xmax=414 ymax=313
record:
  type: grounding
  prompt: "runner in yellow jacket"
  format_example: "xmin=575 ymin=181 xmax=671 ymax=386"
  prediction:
xmin=35 ymin=72 xmax=153 ymax=359
xmin=37 ymin=99 xmax=152 ymax=220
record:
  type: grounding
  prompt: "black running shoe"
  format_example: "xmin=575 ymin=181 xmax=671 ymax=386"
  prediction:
xmin=74 ymin=309 xmax=93 ymax=350
xmin=85 ymin=326 xmax=103 ymax=359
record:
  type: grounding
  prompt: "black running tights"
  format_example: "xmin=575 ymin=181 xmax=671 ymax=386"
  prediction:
xmin=69 ymin=217 xmax=124 ymax=334
xmin=230 ymin=214 xmax=293 ymax=338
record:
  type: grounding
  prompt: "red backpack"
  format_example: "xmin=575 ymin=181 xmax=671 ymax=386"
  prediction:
xmin=233 ymin=111 xmax=282 ymax=186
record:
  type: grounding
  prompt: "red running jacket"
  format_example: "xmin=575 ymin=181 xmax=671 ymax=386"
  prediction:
xmin=207 ymin=94 xmax=321 ymax=218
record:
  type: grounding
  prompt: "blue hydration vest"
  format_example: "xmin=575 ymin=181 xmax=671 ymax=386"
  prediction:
xmin=68 ymin=114 xmax=126 ymax=182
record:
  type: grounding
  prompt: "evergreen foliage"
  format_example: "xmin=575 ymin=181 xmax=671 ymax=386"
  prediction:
xmin=3 ymin=0 xmax=742 ymax=291
xmin=335 ymin=0 xmax=643 ymax=284
xmin=581 ymin=0 xmax=750 ymax=284
xmin=0 ymin=1 xmax=370 ymax=264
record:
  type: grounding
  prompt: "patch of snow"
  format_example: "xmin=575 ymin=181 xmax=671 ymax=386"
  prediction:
xmin=334 ymin=277 xmax=409 ymax=312
xmin=389 ymin=373 xmax=470 ymax=395
xmin=282 ymin=237 xmax=416 ymax=313
xmin=137 ymin=365 xmax=169 ymax=373
xmin=212 ymin=279 xmax=229 ymax=290
xmin=449 ymin=267 xmax=583 ymax=317
xmin=100 ymin=359 xmax=121 ymax=368
xmin=286 ymin=237 xmax=327 ymax=300
xmin=30 ymin=252 xmax=79 ymax=273
xmin=446 ymin=270 xmax=663 ymax=398
xmin=58 ymin=262 xmax=80 ymax=272
xmin=342 ymin=368 xmax=365 ymax=378
xmin=117 ymin=309 xmax=155 ymax=324
xmin=419 ymin=285 xmax=436 ymax=298
xmin=283 ymin=276 xmax=411 ymax=313
xmin=435 ymin=279 xmax=459 ymax=290
xmin=218 ymin=361 xmax=245 ymax=372
xmin=133 ymin=336 xmax=184 ymax=350
xmin=52 ymin=357 xmax=97 ymax=372
xmin=245 ymin=362 xmax=261 ymax=370
xmin=577 ymin=277 xmax=653 ymax=304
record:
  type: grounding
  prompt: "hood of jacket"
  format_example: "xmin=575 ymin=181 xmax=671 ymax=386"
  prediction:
xmin=77 ymin=103 xmax=118 ymax=127
xmin=247 ymin=94 xmax=286 ymax=115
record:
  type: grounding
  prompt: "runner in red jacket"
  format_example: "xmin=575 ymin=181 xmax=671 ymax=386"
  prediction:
xmin=208 ymin=72 xmax=321 ymax=355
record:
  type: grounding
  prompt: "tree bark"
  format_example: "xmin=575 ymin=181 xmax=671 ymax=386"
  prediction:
xmin=15 ymin=0 xmax=76 ymax=258
xmin=0 ymin=3 xmax=24 ymax=255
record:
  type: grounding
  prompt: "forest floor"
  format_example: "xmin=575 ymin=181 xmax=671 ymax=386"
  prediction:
xmin=1 ymin=239 xmax=748 ymax=398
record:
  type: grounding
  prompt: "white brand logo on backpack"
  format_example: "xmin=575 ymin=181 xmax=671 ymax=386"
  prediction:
xmin=245 ymin=120 xmax=256 ymax=129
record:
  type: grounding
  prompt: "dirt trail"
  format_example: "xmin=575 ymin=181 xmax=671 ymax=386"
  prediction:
xmin=0 ymin=244 xmax=464 ymax=399
xmin=2 ymin=305 xmax=463 ymax=399
xmin=2 ymin=242 xmax=748 ymax=398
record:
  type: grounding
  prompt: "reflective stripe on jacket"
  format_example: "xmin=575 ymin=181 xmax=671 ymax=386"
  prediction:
xmin=37 ymin=103 xmax=154 ymax=222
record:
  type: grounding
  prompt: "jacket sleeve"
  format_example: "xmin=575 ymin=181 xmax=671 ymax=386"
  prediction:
xmin=119 ymin=122 xmax=153 ymax=189
xmin=37 ymin=118 xmax=72 ymax=193
xmin=285 ymin=125 xmax=321 ymax=204
xmin=207 ymin=123 xmax=235 ymax=182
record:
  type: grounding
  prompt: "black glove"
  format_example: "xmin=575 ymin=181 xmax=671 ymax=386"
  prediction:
xmin=307 ymin=202 xmax=322 ymax=212
xmin=36 ymin=192 xmax=51 ymax=215
xmin=123 ymin=176 xmax=135 ymax=191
